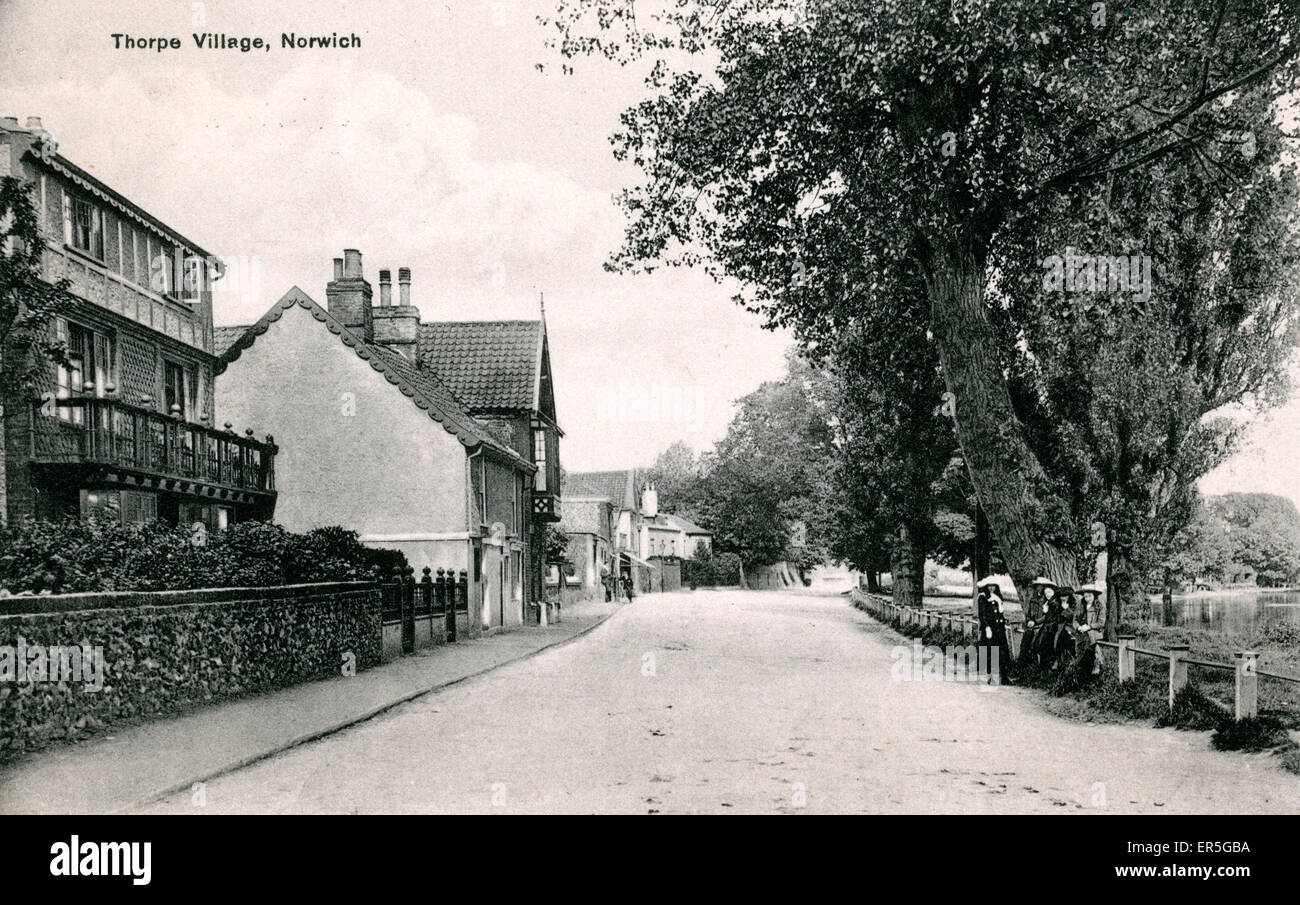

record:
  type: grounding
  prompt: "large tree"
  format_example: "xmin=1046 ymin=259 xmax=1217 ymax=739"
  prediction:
xmin=811 ymin=279 xmax=959 ymax=607
xmin=545 ymin=0 xmax=1300 ymax=598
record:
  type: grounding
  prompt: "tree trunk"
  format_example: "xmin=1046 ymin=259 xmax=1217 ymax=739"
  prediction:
xmin=925 ymin=246 xmax=1079 ymax=596
xmin=0 ymin=400 xmax=7 ymax=527
xmin=1104 ymin=540 xmax=1138 ymax=643
xmin=866 ymin=570 xmax=880 ymax=593
xmin=972 ymin=501 xmax=990 ymax=615
xmin=890 ymin=521 xmax=926 ymax=610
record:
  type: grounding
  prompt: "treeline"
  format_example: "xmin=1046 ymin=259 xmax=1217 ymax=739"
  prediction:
xmin=1168 ymin=494 xmax=1300 ymax=589
xmin=552 ymin=0 xmax=1300 ymax=636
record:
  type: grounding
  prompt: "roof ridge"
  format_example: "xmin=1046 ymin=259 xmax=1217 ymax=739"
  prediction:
xmin=215 ymin=288 xmax=531 ymax=468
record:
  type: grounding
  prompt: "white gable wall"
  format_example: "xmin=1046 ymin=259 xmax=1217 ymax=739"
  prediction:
xmin=215 ymin=303 xmax=471 ymax=576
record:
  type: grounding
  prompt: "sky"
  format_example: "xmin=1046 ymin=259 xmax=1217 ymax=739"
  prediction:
xmin=0 ymin=0 xmax=1295 ymax=506
xmin=0 ymin=0 xmax=793 ymax=471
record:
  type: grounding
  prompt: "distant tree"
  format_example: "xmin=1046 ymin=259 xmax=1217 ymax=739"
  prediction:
xmin=1167 ymin=493 xmax=1300 ymax=588
xmin=696 ymin=351 xmax=835 ymax=575
xmin=644 ymin=440 xmax=704 ymax=516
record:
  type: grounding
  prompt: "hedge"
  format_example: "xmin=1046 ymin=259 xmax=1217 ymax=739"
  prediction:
xmin=0 ymin=519 xmax=408 ymax=596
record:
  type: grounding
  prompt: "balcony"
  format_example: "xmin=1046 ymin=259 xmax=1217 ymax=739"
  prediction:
xmin=30 ymin=397 xmax=277 ymax=500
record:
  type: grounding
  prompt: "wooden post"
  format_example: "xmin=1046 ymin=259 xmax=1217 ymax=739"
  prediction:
xmin=1235 ymin=651 xmax=1259 ymax=721
xmin=1165 ymin=643 xmax=1190 ymax=709
xmin=1117 ymin=634 xmax=1136 ymax=683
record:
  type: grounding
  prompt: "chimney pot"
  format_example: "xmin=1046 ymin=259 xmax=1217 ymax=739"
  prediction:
xmin=399 ymin=267 xmax=411 ymax=307
xmin=379 ymin=269 xmax=392 ymax=307
xmin=0 ymin=117 xmax=20 ymax=131
xmin=24 ymin=116 xmax=42 ymax=132
xmin=326 ymin=249 xmax=374 ymax=341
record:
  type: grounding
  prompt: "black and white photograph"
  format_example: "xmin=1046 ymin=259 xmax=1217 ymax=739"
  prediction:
xmin=0 ymin=0 xmax=1298 ymax=872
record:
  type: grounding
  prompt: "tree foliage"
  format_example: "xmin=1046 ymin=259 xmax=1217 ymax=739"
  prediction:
xmin=544 ymin=0 xmax=1300 ymax=598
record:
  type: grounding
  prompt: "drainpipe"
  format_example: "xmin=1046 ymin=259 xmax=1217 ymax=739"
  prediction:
xmin=467 ymin=445 xmax=484 ymax=631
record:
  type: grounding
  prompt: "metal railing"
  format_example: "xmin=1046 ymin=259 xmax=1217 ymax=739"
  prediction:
xmin=379 ymin=567 xmax=470 ymax=654
xmin=31 ymin=397 xmax=277 ymax=494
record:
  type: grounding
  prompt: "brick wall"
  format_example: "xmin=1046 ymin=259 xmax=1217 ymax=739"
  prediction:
xmin=0 ymin=582 xmax=382 ymax=762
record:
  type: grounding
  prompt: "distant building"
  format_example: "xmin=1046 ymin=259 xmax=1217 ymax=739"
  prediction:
xmin=565 ymin=469 xmax=657 ymax=593
xmin=555 ymin=495 xmax=615 ymax=601
xmin=0 ymin=117 xmax=276 ymax=528
xmin=642 ymin=512 xmax=713 ymax=559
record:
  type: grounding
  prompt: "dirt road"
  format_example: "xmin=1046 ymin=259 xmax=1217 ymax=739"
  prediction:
xmin=141 ymin=589 xmax=1300 ymax=814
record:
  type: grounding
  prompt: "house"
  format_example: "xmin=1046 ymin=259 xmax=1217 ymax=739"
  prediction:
xmin=564 ymin=469 xmax=657 ymax=593
xmin=555 ymin=495 xmax=616 ymax=601
xmin=642 ymin=512 xmax=713 ymax=559
xmin=213 ymin=251 xmax=536 ymax=637
xmin=0 ymin=117 xmax=277 ymax=529
xmin=416 ymin=316 xmax=563 ymax=618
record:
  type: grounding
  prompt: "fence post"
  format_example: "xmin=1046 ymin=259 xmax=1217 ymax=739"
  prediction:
xmin=457 ymin=569 xmax=469 ymax=631
xmin=1117 ymin=634 xmax=1136 ymax=683
xmin=1165 ymin=643 xmax=1190 ymax=708
xmin=1235 ymin=650 xmax=1259 ymax=721
xmin=420 ymin=567 xmax=433 ymax=627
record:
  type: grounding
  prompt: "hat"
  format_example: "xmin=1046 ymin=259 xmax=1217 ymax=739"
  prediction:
xmin=976 ymin=577 xmax=1000 ymax=589
xmin=1031 ymin=577 xmax=1054 ymax=586
xmin=1080 ymin=583 xmax=1103 ymax=594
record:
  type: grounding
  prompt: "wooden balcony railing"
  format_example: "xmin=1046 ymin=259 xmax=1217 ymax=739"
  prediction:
xmin=31 ymin=397 xmax=277 ymax=495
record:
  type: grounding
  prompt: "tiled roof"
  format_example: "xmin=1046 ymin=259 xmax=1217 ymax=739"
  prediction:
xmin=564 ymin=470 xmax=639 ymax=509
xmin=665 ymin=513 xmax=711 ymax=535
xmin=559 ymin=499 xmax=611 ymax=538
xmin=417 ymin=321 xmax=543 ymax=411
xmin=214 ymin=325 xmax=250 ymax=358
xmin=216 ymin=288 xmax=530 ymax=466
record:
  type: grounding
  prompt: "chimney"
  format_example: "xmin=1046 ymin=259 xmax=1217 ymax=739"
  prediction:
xmin=378 ymin=269 xmax=392 ymax=307
xmin=24 ymin=116 xmax=42 ymax=132
xmin=372 ymin=265 xmax=421 ymax=359
xmin=325 ymin=248 xmax=373 ymax=341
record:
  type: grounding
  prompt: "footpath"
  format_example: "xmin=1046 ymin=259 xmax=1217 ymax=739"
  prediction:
xmin=0 ymin=600 xmax=619 ymax=814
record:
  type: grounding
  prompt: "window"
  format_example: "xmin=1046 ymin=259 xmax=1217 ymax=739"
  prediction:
xmin=177 ymin=253 xmax=203 ymax=302
xmin=54 ymin=319 xmax=116 ymax=423
xmin=163 ymin=360 xmax=196 ymax=419
xmin=533 ymin=428 xmax=548 ymax=492
xmin=64 ymin=193 xmax=104 ymax=260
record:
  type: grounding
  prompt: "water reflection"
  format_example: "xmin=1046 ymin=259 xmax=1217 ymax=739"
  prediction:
xmin=1139 ymin=590 xmax=1300 ymax=635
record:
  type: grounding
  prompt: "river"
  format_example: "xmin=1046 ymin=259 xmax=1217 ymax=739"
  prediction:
xmin=1141 ymin=590 xmax=1300 ymax=635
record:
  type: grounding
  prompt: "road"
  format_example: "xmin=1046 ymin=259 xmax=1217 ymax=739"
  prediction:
xmin=142 ymin=589 xmax=1300 ymax=814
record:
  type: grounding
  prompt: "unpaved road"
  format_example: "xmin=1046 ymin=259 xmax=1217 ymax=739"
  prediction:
xmin=141 ymin=590 xmax=1300 ymax=814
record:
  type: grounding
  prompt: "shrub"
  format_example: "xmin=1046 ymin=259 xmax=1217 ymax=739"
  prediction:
xmin=1157 ymin=684 xmax=1230 ymax=731
xmin=684 ymin=548 xmax=743 ymax=587
xmin=0 ymin=518 xmax=408 ymax=595
xmin=1211 ymin=714 xmax=1291 ymax=752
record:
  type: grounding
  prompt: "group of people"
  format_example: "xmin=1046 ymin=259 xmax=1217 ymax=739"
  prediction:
xmin=976 ymin=576 xmax=1107 ymax=681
